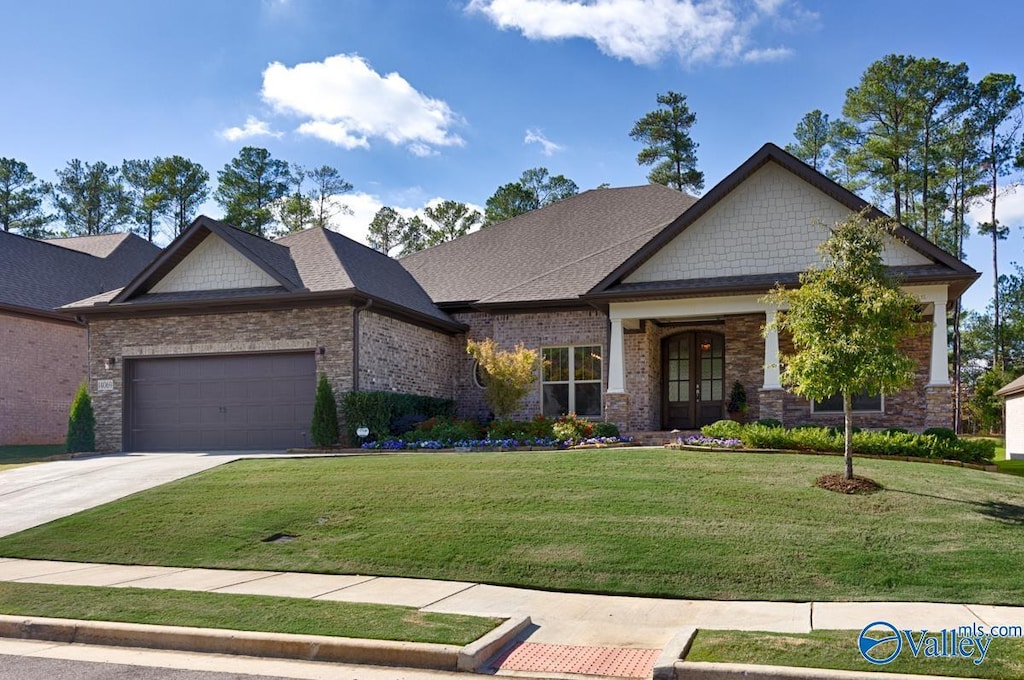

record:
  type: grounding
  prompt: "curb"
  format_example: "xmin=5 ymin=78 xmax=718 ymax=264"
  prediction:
xmin=0 ymin=613 xmax=527 ymax=671
xmin=673 ymin=660 xmax=958 ymax=680
xmin=652 ymin=627 xmax=696 ymax=680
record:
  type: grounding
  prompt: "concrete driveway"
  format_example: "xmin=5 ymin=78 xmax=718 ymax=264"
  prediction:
xmin=0 ymin=452 xmax=285 ymax=537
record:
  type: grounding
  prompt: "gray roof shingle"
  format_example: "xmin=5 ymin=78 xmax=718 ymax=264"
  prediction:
xmin=399 ymin=185 xmax=698 ymax=305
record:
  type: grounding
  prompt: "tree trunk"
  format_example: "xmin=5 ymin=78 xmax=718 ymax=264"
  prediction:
xmin=844 ymin=392 xmax=854 ymax=480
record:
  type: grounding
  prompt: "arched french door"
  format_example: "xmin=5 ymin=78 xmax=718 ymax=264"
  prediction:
xmin=662 ymin=331 xmax=725 ymax=429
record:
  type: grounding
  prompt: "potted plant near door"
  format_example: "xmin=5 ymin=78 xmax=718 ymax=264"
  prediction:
xmin=726 ymin=381 xmax=748 ymax=423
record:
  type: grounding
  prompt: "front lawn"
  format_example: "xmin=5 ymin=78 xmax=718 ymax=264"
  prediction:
xmin=686 ymin=629 xmax=1024 ymax=679
xmin=0 ymin=582 xmax=497 ymax=645
xmin=1 ymin=449 xmax=1022 ymax=604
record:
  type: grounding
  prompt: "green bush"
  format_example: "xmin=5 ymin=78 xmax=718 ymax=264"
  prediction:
xmin=66 ymin=383 xmax=95 ymax=453
xmin=702 ymin=419 xmax=743 ymax=439
xmin=310 ymin=374 xmax=339 ymax=447
xmin=340 ymin=391 xmax=454 ymax=443
xmin=881 ymin=427 xmax=909 ymax=436
xmin=553 ymin=413 xmax=594 ymax=444
xmin=593 ymin=421 xmax=620 ymax=438
xmin=405 ymin=417 xmax=483 ymax=445
xmin=755 ymin=418 xmax=783 ymax=428
xmin=486 ymin=415 xmax=555 ymax=441
xmin=923 ymin=427 xmax=957 ymax=441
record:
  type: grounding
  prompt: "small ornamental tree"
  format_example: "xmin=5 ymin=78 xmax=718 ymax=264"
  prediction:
xmin=763 ymin=209 xmax=924 ymax=481
xmin=66 ymin=383 xmax=96 ymax=453
xmin=466 ymin=339 xmax=538 ymax=419
xmin=310 ymin=373 xmax=339 ymax=447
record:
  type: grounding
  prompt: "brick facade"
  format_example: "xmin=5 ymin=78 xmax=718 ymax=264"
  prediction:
xmin=0 ymin=313 xmax=86 ymax=445
xmin=89 ymin=305 xmax=354 ymax=452
xmin=358 ymin=310 xmax=458 ymax=399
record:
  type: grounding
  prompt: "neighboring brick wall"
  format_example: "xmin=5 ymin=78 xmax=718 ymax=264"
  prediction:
xmin=453 ymin=309 xmax=608 ymax=421
xmin=622 ymin=314 xmax=766 ymax=430
xmin=358 ymin=310 xmax=458 ymax=400
xmin=0 ymin=314 xmax=86 ymax=445
xmin=624 ymin=163 xmax=930 ymax=284
xmin=150 ymin=235 xmax=277 ymax=293
xmin=89 ymin=305 xmax=353 ymax=452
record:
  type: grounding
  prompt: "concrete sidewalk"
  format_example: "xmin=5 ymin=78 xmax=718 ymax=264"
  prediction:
xmin=1 ymin=558 xmax=1021 ymax=650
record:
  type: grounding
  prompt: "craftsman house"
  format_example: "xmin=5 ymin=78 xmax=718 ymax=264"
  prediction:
xmin=65 ymin=144 xmax=978 ymax=452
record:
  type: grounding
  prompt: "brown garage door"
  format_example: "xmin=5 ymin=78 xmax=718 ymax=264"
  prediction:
xmin=126 ymin=352 xmax=316 ymax=451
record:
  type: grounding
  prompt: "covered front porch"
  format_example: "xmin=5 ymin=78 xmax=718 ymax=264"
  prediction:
xmin=603 ymin=289 xmax=953 ymax=433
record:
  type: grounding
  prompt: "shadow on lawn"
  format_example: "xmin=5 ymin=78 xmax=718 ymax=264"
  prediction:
xmin=887 ymin=488 xmax=1024 ymax=526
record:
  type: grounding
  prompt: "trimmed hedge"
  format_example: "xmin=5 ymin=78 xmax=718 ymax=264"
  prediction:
xmin=340 ymin=391 xmax=454 ymax=444
xmin=700 ymin=420 xmax=995 ymax=464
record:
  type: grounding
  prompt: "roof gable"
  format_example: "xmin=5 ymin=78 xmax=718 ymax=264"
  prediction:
xmin=592 ymin=143 xmax=977 ymax=296
xmin=113 ymin=216 xmax=301 ymax=302
xmin=997 ymin=374 xmax=1024 ymax=398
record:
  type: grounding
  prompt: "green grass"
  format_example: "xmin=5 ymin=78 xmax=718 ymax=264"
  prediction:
xmin=1 ymin=449 xmax=1023 ymax=604
xmin=0 ymin=444 xmax=66 ymax=465
xmin=971 ymin=438 xmax=1024 ymax=477
xmin=687 ymin=629 xmax=1024 ymax=679
xmin=0 ymin=581 xmax=497 ymax=645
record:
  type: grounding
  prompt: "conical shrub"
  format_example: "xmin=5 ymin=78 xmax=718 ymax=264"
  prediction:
xmin=66 ymin=383 xmax=96 ymax=453
xmin=310 ymin=373 xmax=339 ymax=447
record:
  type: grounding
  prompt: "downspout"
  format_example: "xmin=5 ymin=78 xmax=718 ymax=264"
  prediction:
xmin=351 ymin=299 xmax=373 ymax=391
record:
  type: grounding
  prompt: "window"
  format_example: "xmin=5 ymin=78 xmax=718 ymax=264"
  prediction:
xmin=812 ymin=390 xmax=883 ymax=413
xmin=542 ymin=345 xmax=602 ymax=418
xmin=472 ymin=360 xmax=486 ymax=389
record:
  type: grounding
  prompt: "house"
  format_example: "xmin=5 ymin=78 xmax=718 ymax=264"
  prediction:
xmin=996 ymin=374 xmax=1024 ymax=460
xmin=0 ymin=231 xmax=159 ymax=445
xmin=65 ymin=144 xmax=978 ymax=452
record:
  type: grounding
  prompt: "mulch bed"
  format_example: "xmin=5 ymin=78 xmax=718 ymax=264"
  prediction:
xmin=815 ymin=473 xmax=883 ymax=494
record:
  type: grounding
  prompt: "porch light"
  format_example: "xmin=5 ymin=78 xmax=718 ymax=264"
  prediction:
xmin=103 ymin=357 xmax=117 ymax=369
xmin=700 ymin=341 xmax=712 ymax=352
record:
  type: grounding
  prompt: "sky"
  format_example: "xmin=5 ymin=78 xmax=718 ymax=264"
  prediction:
xmin=2 ymin=0 xmax=1023 ymax=313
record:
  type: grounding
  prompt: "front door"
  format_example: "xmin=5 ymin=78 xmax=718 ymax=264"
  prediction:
xmin=662 ymin=332 xmax=725 ymax=429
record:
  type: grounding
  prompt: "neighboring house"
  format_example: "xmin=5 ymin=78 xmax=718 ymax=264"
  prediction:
xmin=66 ymin=144 xmax=978 ymax=452
xmin=0 ymin=231 xmax=159 ymax=445
xmin=996 ymin=374 xmax=1024 ymax=460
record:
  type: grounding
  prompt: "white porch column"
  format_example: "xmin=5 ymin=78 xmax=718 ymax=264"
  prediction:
xmin=607 ymin=318 xmax=626 ymax=393
xmin=928 ymin=290 xmax=950 ymax=386
xmin=762 ymin=307 xmax=782 ymax=390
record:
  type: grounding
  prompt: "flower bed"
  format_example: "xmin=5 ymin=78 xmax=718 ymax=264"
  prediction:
xmin=360 ymin=435 xmax=632 ymax=451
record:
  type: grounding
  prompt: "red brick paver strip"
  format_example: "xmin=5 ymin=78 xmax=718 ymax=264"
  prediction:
xmin=491 ymin=642 xmax=660 ymax=678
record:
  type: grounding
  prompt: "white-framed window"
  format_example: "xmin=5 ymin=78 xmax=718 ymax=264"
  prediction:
xmin=542 ymin=345 xmax=602 ymax=418
xmin=811 ymin=390 xmax=884 ymax=414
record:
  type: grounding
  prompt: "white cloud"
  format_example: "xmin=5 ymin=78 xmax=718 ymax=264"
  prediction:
xmin=466 ymin=0 xmax=799 ymax=67
xmin=219 ymin=116 xmax=282 ymax=142
xmin=741 ymin=46 xmax=793 ymax=63
xmin=329 ymin=191 xmax=485 ymax=247
xmin=967 ymin=185 xmax=1024 ymax=229
xmin=524 ymin=128 xmax=564 ymax=156
xmin=261 ymin=54 xmax=465 ymax=155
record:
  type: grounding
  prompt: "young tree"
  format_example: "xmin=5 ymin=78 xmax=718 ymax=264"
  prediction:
xmin=630 ymin=91 xmax=704 ymax=193
xmin=310 ymin=373 xmax=339 ymax=447
xmin=367 ymin=206 xmax=406 ymax=256
xmin=764 ymin=209 xmax=923 ymax=481
xmin=482 ymin=167 xmax=578 ymax=226
xmin=973 ymin=73 xmax=1023 ymax=368
xmin=50 ymin=159 xmax=131 ymax=235
xmin=466 ymin=338 xmax=539 ymax=419
xmin=0 ymin=157 xmax=50 ymax=236
xmin=214 ymin=146 xmax=291 ymax=237
xmin=309 ymin=165 xmax=353 ymax=229
xmin=122 ymin=158 xmax=168 ymax=242
xmin=422 ymin=200 xmax=481 ymax=245
xmin=151 ymin=155 xmax=210 ymax=237
xmin=785 ymin=110 xmax=832 ymax=171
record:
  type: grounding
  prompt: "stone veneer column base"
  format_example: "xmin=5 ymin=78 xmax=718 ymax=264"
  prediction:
xmin=759 ymin=389 xmax=785 ymax=424
xmin=923 ymin=385 xmax=953 ymax=430
xmin=604 ymin=392 xmax=631 ymax=430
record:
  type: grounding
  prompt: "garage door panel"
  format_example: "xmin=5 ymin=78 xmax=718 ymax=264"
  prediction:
xmin=127 ymin=352 xmax=316 ymax=452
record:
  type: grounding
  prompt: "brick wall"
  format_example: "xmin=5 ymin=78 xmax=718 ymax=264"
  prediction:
xmin=0 ymin=314 xmax=86 ymax=445
xmin=624 ymin=163 xmax=930 ymax=284
xmin=89 ymin=305 xmax=353 ymax=452
xmin=358 ymin=310 xmax=458 ymax=399
xmin=453 ymin=309 xmax=608 ymax=421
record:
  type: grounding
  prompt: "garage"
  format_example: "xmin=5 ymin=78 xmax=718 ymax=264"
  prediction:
xmin=125 ymin=352 xmax=316 ymax=451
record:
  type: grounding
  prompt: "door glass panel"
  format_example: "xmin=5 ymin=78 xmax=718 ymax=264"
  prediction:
xmin=702 ymin=379 xmax=712 ymax=399
xmin=711 ymin=381 xmax=722 ymax=400
xmin=678 ymin=380 xmax=689 ymax=402
xmin=702 ymin=358 xmax=711 ymax=374
xmin=669 ymin=342 xmax=678 ymax=360
xmin=713 ymin=362 xmax=723 ymax=379
xmin=669 ymin=382 xmax=678 ymax=402
xmin=669 ymin=361 xmax=678 ymax=380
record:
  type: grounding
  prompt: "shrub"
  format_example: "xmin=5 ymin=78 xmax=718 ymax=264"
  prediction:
xmin=881 ymin=427 xmax=909 ymax=436
xmin=340 ymin=391 xmax=454 ymax=443
xmin=923 ymin=427 xmax=957 ymax=442
xmin=309 ymin=374 xmax=339 ymax=447
xmin=755 ymin=418 xmax=783 ymax=428
xmin=593 ymin=421 xmax=620 ymax=438
xmin=726 ymin=381 xmax=747 ymax=417
xmin=66 ymin=383 xmax=95 ymax=453
xmin=406 ymin=417 xmax=483 ymax=445
xmin=466 ymin=339 xmax=538 ymax=418
xmin=702 ymin=419 xmax=743 ymax=439
xmin=553 ymin=413 xmax=594 ymax=444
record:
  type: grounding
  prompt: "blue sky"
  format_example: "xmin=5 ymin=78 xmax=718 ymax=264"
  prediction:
xmin=3 ymin=0 xmax=1023 ymax=312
